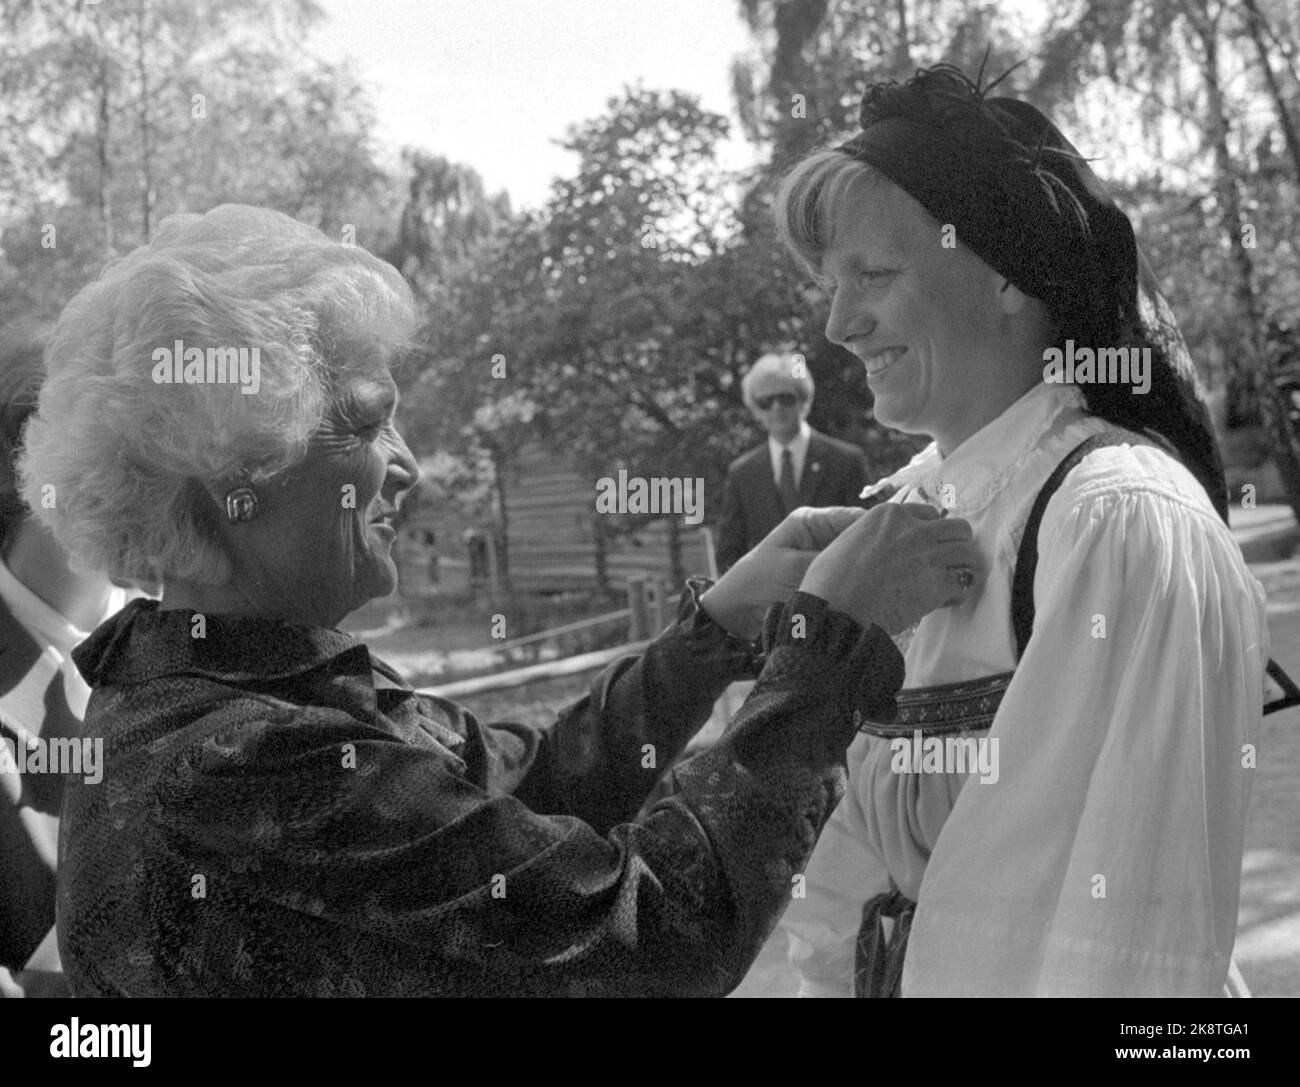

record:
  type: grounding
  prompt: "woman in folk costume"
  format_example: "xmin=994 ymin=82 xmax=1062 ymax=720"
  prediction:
xmin=774 ymin=63 xmax=1283 ymax=996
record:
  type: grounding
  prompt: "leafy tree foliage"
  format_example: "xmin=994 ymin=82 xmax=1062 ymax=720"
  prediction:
xmin=402 ymin=85 xmax=924 ymax=566
xmin=0 ymin=0 xmax=398 ymax=327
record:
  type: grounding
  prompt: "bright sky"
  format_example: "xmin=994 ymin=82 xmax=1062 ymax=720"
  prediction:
xmin=310 ymin=0 xmax=761 ymax=212
xmin=307 ymin=1 xmax=1199 ymax=211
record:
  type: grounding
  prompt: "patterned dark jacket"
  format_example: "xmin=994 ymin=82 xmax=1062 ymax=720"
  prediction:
xmin=60 ymin=588 xmax=902 ymax=997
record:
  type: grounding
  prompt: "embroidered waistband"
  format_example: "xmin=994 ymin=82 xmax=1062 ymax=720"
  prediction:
xmin=858 ymin=669 xmax=1014 ymax=738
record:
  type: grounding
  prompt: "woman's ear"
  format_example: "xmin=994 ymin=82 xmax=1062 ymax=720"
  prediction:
xmin=193 ymin=470 xmax=260 ymax=526
xmin=192 ymin=474 xmax=227 ymax=510
xmin=998 ymin=278 xmax=1028 ymax=315
xmin=175 ymin=476 xmax=240 ymax=587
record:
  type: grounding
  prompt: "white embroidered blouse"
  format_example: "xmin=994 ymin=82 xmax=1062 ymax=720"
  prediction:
xmin=783 ymin=380 xmax=1269 ymax=996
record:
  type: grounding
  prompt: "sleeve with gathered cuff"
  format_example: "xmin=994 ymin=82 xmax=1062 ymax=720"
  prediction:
xmin=155 ymin=591 xmax=904 ymax=997
xmin=424 ymin=575 xmax=764 ymax=835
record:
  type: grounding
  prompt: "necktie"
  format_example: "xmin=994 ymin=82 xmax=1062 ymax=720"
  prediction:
xmin=778 ymin=447 xmax=797 ymax=512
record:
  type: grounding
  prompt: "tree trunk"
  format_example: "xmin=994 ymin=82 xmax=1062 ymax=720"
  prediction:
xmin=95 ymin=57 xmax=114 ymax=253
xmin=895 ymin=0 xmax=913 ymax=71
xmin=1191 ymin=5 xmax=1300 ymax=521
xmin=593 ymin=514 xmax=610 ymax=597
xmin=135 ymin=0 xmax=155 ymax=239
xmin=1240 ymin=0 xmax=1300 ymax=182
xmin=489 ymin=443 xmax=511 ymax=589
xmin=667 ymin=513 xmax=684 ymax=588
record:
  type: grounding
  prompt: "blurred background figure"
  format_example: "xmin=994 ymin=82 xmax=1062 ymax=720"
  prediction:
xmin=0 ymin=334 xmax=128 ymax=998
xmin=716 ymin=351 xmax=870 ymax=572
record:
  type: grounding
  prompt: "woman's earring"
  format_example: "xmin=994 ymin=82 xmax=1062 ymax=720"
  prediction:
xmin=225 ymin=470 xmax=259 ymax=523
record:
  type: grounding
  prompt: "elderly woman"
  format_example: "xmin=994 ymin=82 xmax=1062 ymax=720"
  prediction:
xmin=18 ymin=205 xmax=979 ymax=997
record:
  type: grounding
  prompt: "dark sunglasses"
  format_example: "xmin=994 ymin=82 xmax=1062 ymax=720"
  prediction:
xmin=754 ymin=392 xmax=801 ymax=410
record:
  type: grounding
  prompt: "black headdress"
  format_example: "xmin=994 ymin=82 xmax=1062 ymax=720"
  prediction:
xmin=837 ymin=63 xmax=1228 ymax=521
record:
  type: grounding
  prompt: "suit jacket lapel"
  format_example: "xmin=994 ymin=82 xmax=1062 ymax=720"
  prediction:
xmin=747 ymin=448 xmax=786 ymax=523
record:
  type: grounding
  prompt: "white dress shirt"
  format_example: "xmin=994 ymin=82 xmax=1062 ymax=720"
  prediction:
xmin=0 ymin=558 xmax=125 ymax=720
xmin=783 ymin=381 xmax=1268 ymax=996
xmin=768 ymin=421 xmax=812 ymax=492
xmin=0 ymin=558 xmax=125 ymax=976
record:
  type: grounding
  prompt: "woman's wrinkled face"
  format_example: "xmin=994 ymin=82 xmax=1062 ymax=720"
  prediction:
xmin=228 ymin=367 xmax=419 ymax=628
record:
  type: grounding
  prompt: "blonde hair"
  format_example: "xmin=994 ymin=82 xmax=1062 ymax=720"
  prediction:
xmin=773 ymin=150 xmax=886 ymax=276
xmin=19 ymin=205 xmax=415 ymax=586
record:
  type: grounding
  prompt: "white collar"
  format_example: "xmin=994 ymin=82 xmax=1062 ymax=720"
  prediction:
xmin=862 ymin=383 xmax=1089 ymax=514
xmin=0 ymin=557 xmax=123 ymax=658
xmin=768 ymin=420 xmax=812 ymax=458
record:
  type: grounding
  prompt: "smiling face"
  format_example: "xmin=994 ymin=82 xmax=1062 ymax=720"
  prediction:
xmin=208 ymin=366 xmax=420 ymax=628
xmin=819 ymin=174 xmax=1043 ymax=456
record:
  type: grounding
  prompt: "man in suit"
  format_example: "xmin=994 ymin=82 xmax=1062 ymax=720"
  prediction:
xmin=716 ymin=352 xmax=869 ymax=572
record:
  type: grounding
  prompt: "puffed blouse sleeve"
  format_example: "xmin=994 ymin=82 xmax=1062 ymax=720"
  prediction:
xmin=903 ymin=451 xmax=1269 ymax=996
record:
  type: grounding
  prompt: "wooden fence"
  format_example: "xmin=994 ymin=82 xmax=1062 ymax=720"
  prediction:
xmin=504 ymin=443 xmax=714 ymax=592
xmin=418 ymin=575 xmax=678 ymax=695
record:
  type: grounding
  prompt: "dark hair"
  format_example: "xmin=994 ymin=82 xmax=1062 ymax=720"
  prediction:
xmin=0 ymin=337 xmax=46 ymax=545
xmin=835 ymin=63 xmax=1228 ymax=520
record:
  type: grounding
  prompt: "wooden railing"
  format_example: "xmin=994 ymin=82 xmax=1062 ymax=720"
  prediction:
xmin=420 ymin=639 xmax=652 ymax=699
xmin=492 ymin=608 xmax=631 ymax=664
xmin=421 ymin=575 xmax=679 ymax=697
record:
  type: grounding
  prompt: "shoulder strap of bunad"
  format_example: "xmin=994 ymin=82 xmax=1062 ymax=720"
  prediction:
xmin=1009 ymin=433 xmax=1300 ymax=715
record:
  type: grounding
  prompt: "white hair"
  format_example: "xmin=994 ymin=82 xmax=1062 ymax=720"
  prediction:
xmin=18 ymin=205 xmax=416 ymax=586
xmin=741 ymin=351 xmax=815 ymax=410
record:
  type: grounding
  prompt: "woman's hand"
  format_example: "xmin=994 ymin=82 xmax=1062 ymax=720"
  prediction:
xmin=700 ymin=506 xmax=876 ymax=640
xmin=799 ymin=502 xmax=981 ymax=634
